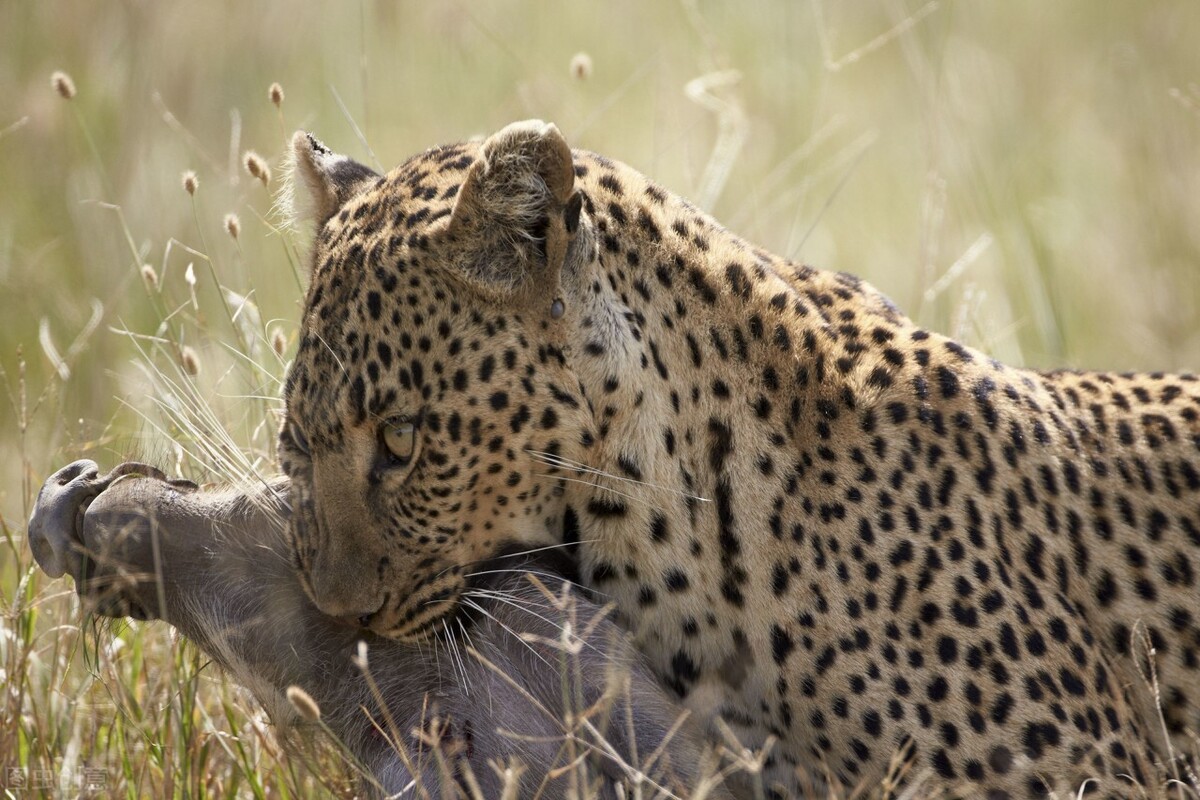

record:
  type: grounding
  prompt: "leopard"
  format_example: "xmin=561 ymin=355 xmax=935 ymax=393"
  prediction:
xmin=266 ymin=119 xmax=1200 ymax=797
xmin=55 ymin=118 xmax=1200 ymax=798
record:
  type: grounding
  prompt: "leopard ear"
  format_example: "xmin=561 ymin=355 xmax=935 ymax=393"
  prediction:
xmin=445 ymin=120 xmax=576 ymax=296
xmin=284 ymin=131 xmax=380 ymax=231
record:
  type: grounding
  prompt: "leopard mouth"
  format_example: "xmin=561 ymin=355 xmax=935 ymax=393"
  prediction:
xmin=370 ymin=546 xmax=570 ymax=641
xmin=375 ymin=584 xmax=460 ymax=642
xmin=445 ymin=545 xmax=583 ymax=630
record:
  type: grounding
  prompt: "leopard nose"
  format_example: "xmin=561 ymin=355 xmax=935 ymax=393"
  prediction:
xmin=28 ymin=459 xmax=104 ymax=579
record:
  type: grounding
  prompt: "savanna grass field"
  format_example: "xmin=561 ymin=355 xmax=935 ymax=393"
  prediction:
xmin=2 ymin=1 xmax=1200 ymax=797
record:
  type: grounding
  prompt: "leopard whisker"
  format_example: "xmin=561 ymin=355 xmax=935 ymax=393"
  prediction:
xmin=435 ymin=539 xmax=594 ymax=582
xmin=441 ymin=619 xmax=470 ymax=697
xmin=463 ymin=586 xmax=554 ymax=613
xmin=310 ymin=329 xmax=349 ymax=380
xmin=480 ymin=539 xmax=595 ymax=560
xmin=526 ymin=448 xmax=711 ymax=503
xmin=463 ymin=568 xmax=602 ymax=597
xmin=456 ymin=616 xmax=488 ymax=713
xmin=535 ymin=473 xmax=655 ymax=508
xmin=464 ymin=588 xmax=605 ymax=658
xmin=460 ymin=598 xmax=553 ymax=670
xmin=455 ymin=616 xmax=477 ymax=663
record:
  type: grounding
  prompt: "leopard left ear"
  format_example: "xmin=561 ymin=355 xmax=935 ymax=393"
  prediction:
xmin=285 ymin=131 xmax=380 ymax=233
xmin=445 ymin=120 xmax=577 ymax=298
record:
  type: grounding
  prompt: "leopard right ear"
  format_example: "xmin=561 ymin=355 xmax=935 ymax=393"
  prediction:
xmin=443 ymin=120 xmax=577 ymax=298
xmin=283 ymin=132 xmax=380 ymax=231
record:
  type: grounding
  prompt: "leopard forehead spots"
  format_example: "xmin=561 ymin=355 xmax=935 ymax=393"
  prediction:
xmin=282 ymin=122 xmax=1200 ymax=797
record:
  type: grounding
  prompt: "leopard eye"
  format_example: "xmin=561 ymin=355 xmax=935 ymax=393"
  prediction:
xmin=288 ymin=422 xmax=310 ymax=455
xmin=381 ymin=418 xmax=416 ymax=465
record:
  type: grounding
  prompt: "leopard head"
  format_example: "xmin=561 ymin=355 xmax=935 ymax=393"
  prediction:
xmin=281 ymin=121 xmax=593 ymax=640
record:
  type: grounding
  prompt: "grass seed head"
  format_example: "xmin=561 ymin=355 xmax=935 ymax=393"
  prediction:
xmin=269 ymin=82 xmax=284 ymax=107
xmin=181 ymin=345 xmax=201 ymax=376
xmin=286 ymin=685 xmax=321 ymax=722
xmin=271 ymin=328 xmax=287 ymax=357
xmin=244 ymin=151 xmax=271 ymax=186
xmin=570 ymin=52 xmax=593 ymax=80
xmin=51 ymin=70 xmax=76 ymax=99
xmin=182 ymin=170 xmax=198 ymax=196
xmin=224 ymin=213 xmax=240 ymax=240
xmin=140 ymin=263 xmax=159 ymax=289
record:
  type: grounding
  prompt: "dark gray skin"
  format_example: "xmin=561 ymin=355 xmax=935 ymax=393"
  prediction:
xmin=28 ymin=460 xmax=724 ymax=799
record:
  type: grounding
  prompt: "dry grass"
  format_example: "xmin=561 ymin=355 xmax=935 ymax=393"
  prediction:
xmin=2 ymin=1 xmax=1199 ymax=796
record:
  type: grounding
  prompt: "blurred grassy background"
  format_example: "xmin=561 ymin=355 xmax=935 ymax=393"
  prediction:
xmin=4 ymin=0 xmax=1200 ymax=522
xmin=1 ymin=0 xmax=1198 ymax=795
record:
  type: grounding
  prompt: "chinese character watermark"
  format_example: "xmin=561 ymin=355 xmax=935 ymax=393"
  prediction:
xmin=81 ymin=767 xmax=107 ymax=790
xmin=3 ymin=765 xmax=111 ymax=794
xmin=5 ymin=767 xmax=28 ymax=789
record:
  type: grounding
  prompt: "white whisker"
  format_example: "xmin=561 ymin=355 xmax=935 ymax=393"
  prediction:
xmin=311 ymin=330 xmax=349 ymax=380
xmin=460 ymin=598 xmax=553 ymax=670
xmin=465 ymin=589 xmax=604 ymax=658
xmin=536 ymin=473 xmax=654 ymax=508
xmin=435 ymin=539 xmax=594 ymax=581
xmin=527 ymin=448 xmax=711 ymax=503
xmin=441 ymin=619 xmax=469 ymax=697
xmin=489 ymin=540 xmax=596 ymax=560
xmin=463 ymin=568 xmax=602 ymax=597
xmin=456 ymin=616 xmax=486 ymax=713
xmin=464 ymin=587 xmax=555 ymax=613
